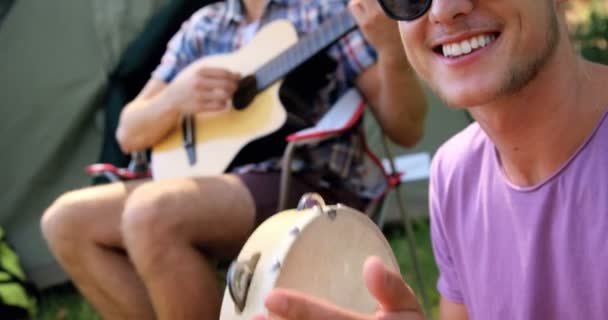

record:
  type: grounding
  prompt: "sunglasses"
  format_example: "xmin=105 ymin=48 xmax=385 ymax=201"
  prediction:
xmin=377 ymin=0 xmax=432 ymax=21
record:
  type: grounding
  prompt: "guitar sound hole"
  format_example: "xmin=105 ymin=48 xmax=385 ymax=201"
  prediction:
xmin=233 ymin=75 xmax=258 ymax=110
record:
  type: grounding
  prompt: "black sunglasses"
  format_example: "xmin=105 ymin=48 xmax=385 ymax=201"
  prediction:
xmin=377 ymin=0 xmax=432 ymax=21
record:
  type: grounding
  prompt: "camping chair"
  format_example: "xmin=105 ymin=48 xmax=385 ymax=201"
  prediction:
xmin=277 ymin=88 xmax=432 ymax=315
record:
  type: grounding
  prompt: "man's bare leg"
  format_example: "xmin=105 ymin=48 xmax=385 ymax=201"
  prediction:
xmin=41 ymin=180 xmax=156 ymax=320
xmin=121 ymin=174 xmax=256 ymax=320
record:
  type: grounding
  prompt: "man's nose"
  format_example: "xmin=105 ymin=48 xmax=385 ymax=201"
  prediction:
xmin=429 ymin=0 xmax=474 ymax=25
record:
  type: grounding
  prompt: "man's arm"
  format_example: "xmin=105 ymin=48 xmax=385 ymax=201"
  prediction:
xmin=440 ymin=298 xmax=469 ymax=320
xmin=115 ymin=79 xmax=173 ymax=153
xmin=350 ymin=0 xmax=427 ymax=148
xmin=115 ymin=65 xmax=240 ymax=153
xmin=356 ymin=57 xmax=427 ymax=148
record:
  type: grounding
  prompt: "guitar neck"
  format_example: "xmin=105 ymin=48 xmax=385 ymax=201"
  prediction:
xmin=254 ymin=10 xmax=356 ymax=90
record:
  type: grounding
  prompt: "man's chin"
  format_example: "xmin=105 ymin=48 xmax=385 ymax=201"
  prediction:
xmin=435 ymin=87 xmax=499 ymax=109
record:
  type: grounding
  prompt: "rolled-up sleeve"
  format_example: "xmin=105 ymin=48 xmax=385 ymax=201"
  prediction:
xmin=322 ymin=0 xmax=377 ymax=84
xmin=327 ymin=29 xmax=377 ymax=84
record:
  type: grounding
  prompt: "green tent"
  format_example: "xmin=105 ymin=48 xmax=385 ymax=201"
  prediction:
xmin=0 ymin=0 xmax=183 ymax=289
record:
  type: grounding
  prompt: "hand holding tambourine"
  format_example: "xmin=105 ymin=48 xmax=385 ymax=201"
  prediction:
xmin=218 ymin=193 xmax=424 ymax=320
xmin=252 ymin=257 xmax=424 ymax=320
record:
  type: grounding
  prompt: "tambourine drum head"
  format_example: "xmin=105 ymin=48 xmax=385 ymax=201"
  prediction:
xmin=219 ymin=205 xmax=399 ymax=319
xmin=275 ymin=208 xmax=398 ymax=312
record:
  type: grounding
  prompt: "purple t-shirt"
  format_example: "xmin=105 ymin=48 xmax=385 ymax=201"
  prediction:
xmin=430 ymin=111 xmax=608 ymax=319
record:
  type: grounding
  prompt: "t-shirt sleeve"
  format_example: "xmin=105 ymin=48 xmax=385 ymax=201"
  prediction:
xmin=152 ymin=10 xmax=206 ymax=83
xmin=429 ymin=153 xmax=465 ymax=304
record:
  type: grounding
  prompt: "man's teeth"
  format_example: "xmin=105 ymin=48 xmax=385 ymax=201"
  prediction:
xmin=442 ymin=34 xmax=496 ymax=58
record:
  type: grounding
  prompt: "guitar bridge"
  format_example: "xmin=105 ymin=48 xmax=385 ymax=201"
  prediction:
xmin=182 ymin=115 xmax=197 ymax=166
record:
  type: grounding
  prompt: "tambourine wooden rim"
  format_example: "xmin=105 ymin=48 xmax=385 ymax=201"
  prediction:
xmin=220 ymin=193 xmax=399 ymax=319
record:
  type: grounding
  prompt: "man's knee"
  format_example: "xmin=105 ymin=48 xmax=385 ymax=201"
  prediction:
xmin=121 ymin=183 xmax=186 ymax=250
xmin=41 ymin=190 xmax=89 ymax=255
xmin=121 ymin=182 xmax=203 ymax=274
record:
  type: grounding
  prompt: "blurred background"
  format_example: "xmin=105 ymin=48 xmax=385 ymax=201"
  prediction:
xmin=0 ymin=0 xmax=606 ymax=319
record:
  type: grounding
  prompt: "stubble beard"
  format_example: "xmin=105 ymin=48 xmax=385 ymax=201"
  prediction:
xmin=430 ymin=5 xmax=562 ymax=108
xmin=497 ymin=5 xmax=561 ymax=97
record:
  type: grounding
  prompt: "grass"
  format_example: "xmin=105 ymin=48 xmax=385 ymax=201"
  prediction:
xmin=36 ymin=220 xmax=439 ymax=320
xmin=37 ymin=283 xmax=99 ymax=320
xmin=386 ymin=220 xmax=440 ymax=319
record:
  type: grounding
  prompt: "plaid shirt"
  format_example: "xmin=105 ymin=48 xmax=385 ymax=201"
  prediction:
xmin=152 ymin=0 xmax=382 ymax=197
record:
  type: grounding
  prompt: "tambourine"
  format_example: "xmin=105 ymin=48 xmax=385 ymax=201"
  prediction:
xmin=219 ymin=193 xmax=399 ymax=319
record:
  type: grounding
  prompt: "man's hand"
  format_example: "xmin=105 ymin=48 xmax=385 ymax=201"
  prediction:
xmin=348 ymin=0 xmax=403 ymax=57
xmin=162 ymin=61 xmax=241 ymax=114
xmin=252 ymin=257 xmax=425 ymax=320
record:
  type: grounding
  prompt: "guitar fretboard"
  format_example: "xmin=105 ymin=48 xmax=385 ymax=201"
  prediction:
xmin=254 ymin=10 xmax=356 ymax=91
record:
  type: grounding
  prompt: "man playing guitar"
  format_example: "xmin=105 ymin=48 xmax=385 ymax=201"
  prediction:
xmin=41 ymin=0 xmax=427 ymax=319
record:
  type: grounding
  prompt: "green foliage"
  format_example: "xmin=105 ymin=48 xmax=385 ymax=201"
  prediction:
xmin=0 ymin=227 xmax=38 ymax=319
xmin=38 ymin=283 xmax=99 ymax=320
xmin=387 ymin=221 xmax=440 ymax=319
xmin=574 ymin=8 xmax=608 ymax=64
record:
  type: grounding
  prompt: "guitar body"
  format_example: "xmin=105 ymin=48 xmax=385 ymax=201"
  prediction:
xmin=151 ymin=20 xmax=299 ymax=180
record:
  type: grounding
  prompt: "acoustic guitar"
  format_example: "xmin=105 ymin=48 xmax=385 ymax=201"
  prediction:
xmin=151 ymin=10 xmax=358 ymax=180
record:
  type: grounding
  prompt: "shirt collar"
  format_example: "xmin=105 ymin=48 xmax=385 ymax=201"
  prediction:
xmin=224 ymin=0 xmax=244 ymax=23
xmin=224 ymin=0 xmax=292 ymax=24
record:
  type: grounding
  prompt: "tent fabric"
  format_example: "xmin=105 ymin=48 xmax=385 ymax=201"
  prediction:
xmin=0 ymin=0 xmax=166 ymax=289
xmin=0 ymin=0 xmax=15 ymax=27
xmin=91 ymin=0 xmax=166 ymax=73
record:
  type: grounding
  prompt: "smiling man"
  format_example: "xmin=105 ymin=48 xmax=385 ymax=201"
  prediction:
xmin=256 ymin=0 xmax=608 ymax=319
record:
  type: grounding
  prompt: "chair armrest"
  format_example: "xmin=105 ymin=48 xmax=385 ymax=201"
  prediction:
xmin=286 ymin=89 xmax=365 ymax=144
xmin=85 ymin=163 xmax=151 ymax=182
